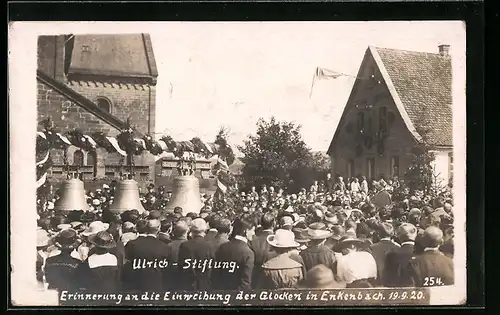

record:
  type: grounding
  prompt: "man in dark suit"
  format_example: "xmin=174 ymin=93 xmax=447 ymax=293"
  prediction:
xmin=177 ymin=218 xmax=215 ymax=291
xmin=404 ymin=226 xmax=454 ymax=287
xmin=44 ymin=229 xmax=83 ymax=291
xmin=123 ymin=219 xmax=169 ymax=292
xmin=213 ymin=214 xmax=255 ymax=290
xmin=370 ymin=222 xmax=400 ymax=284
xmin=383 ymin=223 xmax=417 ymax=287
xmin=211 ymin=218 xmax=231 ymax=250
xmin=164 ymin=220 xmax=189 ymax=290
xmin=371 ymin=183 xmax=392 ymax=210
xmin=249 ymin=212 xmax=275 ymax=289
xmin=324 ymin=173 xmax=335 ymax=193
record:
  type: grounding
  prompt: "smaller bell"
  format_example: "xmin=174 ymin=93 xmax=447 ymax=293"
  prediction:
xmin=54 ymin=176 xmax=90 ymax=212
xmin=108 ymin=179 xmax=146 ymax=214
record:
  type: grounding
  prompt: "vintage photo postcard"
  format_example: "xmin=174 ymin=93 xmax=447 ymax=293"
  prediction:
xmin=9 ymin=21 xmax=466 ymax=306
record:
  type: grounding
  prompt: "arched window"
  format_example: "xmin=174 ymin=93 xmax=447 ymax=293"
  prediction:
xmin=73 ymin=150 xmax=84 ymax=166
xmin=96 ymin=97 xmax=112 ymax=113
xmin=87 ymin=150 xmax=97 ymax=177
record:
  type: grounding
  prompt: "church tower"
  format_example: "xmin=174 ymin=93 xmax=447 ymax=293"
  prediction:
xmin=37 ymin=34 xmax=158 ymax=189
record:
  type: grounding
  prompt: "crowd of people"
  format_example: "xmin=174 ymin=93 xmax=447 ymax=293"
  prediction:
xmin=35 ymin=173 xmax=455 ymax=293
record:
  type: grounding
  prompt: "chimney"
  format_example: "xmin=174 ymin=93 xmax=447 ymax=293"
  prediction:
xmin=438 ymin=44 xmax=450 ymax=57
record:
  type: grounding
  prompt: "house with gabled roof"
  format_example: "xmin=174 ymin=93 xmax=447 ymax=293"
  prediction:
xmin=326 ymin=45 xmax=453 ymax=186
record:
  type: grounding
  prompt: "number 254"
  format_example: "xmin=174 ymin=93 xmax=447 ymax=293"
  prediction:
xmin=423 ymin=277 xmax=441 ymax=286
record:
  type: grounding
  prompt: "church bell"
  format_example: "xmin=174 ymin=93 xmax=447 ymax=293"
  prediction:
xmin=54 ymin=177 xmax=90 ymax=212
xmin=166 ymin=175 xmax=204 ymax=215
xmin=108 ymin=179 xmax=146 ymax=214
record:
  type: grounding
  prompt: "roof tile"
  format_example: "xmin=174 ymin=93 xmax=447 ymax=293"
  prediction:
xmin=375 ymin=47 xmax=452 ymax=147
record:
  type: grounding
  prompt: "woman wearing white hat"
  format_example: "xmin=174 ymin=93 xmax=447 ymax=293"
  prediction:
xmin=260 ymin=229 xmax=304 ymax=289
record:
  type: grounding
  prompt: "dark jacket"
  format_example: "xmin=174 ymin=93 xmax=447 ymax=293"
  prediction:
xmin=44 ymin=251 xmax=82 ymax=291
xmin=370 ymin=239 xmax=400 ymax=282
xmin=164 ymin=237 xmax=187 ymax=290
xmin=177 ymin=235 xmax=215 ymax=291
xmin=299 ymin=244 xmax=337 ymax=272
xmin=249 ymin=229 xmax=273 ymax=288
xmin=383 ymin=242 xmax=415 ymax=287
xmin=405 ymin=249 xmax=454 ymax=287
xmin=260 ymin=253 xmax=304 ymax=289
xmin=212 ymin=237 xmax=255 ymax=290
xmin=123 ymin=235 xmax=169 ymax=292
xmin=77 ymin=252 xmax=121 ymax=292
xmin=211 ymin=234 xmax=230 ymax=253
xmin=371 ymin=190 xmax=392 ymax=209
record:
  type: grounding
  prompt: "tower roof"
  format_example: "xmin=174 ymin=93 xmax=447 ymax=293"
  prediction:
xmin=66 ymin=33 xmax=158 ymax=83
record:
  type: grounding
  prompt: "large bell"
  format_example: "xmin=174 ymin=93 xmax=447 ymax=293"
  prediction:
xmin=54 ymin=177 xmax=90 ymax=212
xmin=108 ymin=179 xmax=146 ymax=214
xmin=166 ymin=175 xmax=204 ymax=215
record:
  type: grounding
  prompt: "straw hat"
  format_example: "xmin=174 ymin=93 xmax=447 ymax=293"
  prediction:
xmin=88 ymin=231 xmax=116 ymax=249
xmin=81 ymin=221 xmax=109 ymax=237
xmin=57 ymin=224 xmax=72 ymax=231
xmin=333 ymin=235 xmax=365 ymax=252
xmin=324 ymin=212 xmax=339 ymax=224
xmin=307 ymin=222 xmax=333 ymax=240
xmin=266 ymin=229 xmax=300 ymax=248
xmin=37 ymin=229 xmax=51 ymax=247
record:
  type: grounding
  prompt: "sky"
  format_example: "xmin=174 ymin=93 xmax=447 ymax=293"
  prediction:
xmin=150 ymin=21 xmax=465 ymax=151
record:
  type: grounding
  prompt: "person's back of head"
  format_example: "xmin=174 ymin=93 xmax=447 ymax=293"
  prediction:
xmin=146 ymin=219 xmax=161 ymax=235
xmin=38 ymin=218 xmax=51 ymax=231
xmin=397 ymin=223 xmax=417 ymax=242
xmin=173 ymin=220 xmax=189 ymax=238
xmin=122 ymin=221 xmax=136 ymax=233
xmin=421 ymin=226 xmax=444 ymax=248
xmin=190 ymin=218 xmax=208 ymax=237
xmin=356 ymin=222 xmax=372 ymax=239
xmin=217 ymin=219 xmax=232 ymax=235
xmin=186 ymin=212 xmax=198 ymax=220
xmin=420 ymin=215 xmax=441 ymax=229
xmin=160 ymin=220 xmax=171 ymax=233
xmin=135 ymin=219 xmax=149 ymax=234
xmin=231 ymin=214 xmax=254 ymax=238
xmin=260 ymin=212 xmax=275 ymax=230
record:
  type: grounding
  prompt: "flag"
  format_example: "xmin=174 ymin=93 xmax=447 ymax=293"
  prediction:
xmin=217 ymin=178 xmax=227 ymax=193
xmin=217 ymin=157 xmax=229 ymax=171
xmin=106 ymin=137 xmax=127 ymax=156
xmin=316 ymin=67 xmax=344 ymax=80
xmin=309 ymin=67 xmax=345 ymax=98
xmin=36 ymin=172 xmax=47 ymax=189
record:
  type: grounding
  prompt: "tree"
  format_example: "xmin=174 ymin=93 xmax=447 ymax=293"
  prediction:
xmin=238 ymin=117 xmax=317 ymax=193
xmin=404 ymin=108 xmax=447 ymax=197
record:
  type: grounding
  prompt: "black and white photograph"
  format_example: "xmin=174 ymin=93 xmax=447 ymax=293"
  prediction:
xmin=9 ymin=21 xmax=466 ymax=306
